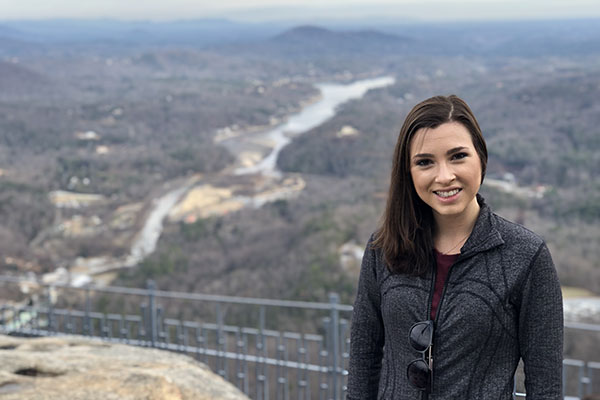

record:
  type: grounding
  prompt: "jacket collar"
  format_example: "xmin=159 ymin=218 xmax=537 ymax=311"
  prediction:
xmin=458 ymin=193 xmax=504 ymax=259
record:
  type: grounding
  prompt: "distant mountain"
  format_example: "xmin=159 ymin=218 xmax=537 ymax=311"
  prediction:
xmin=233 ymin=25 xmax=414 ymax=58
xmin=274 ymin=25 xmax=404 ymax=43
xmin=3 ymin=18 xmax=598 ymax=58
xmin=381 ymin=18 xmax=600 ymax=57
xmin=0 ymin=19 xmax=281 ymax=47
xmin=273 ymin=25 xmax=335 ymax=41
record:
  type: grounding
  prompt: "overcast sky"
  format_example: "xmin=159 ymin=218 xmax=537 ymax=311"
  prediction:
xmin=0 ymin=0 xmax=599 ymax=22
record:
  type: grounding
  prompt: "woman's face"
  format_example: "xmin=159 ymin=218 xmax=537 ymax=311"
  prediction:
xmin=409 ymin=122 xmax=482 ymax=221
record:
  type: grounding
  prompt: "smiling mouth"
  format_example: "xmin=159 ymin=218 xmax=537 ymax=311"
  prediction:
xmin=434 ymin=188 xmax=462 ymax=198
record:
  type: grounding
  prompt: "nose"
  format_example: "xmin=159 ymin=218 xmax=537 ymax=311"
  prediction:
xmin=435 ymin=162 xmax=456 ymax=184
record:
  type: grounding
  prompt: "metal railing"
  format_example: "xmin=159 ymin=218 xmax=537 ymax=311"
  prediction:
xmin=0 ymin=274 xmax=599 ymax=399
xmin=0 ymin=275 xmax=352 ymax=400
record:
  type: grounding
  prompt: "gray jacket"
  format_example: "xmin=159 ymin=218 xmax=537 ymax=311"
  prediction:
xmin=347 ymin=195 xmax=563 ymax=399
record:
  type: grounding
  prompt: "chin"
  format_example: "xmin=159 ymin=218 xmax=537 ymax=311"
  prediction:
xmin=432 ymin=196 xmax=479 ymax=218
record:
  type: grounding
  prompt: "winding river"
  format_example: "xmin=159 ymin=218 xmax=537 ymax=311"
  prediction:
xmin=233 ymin=76 xmax=395 ymax=176
xmin=125 ymin=76 xmax=396 ymax=269
xmin=61 ymin=76 xmax=395 ymax=287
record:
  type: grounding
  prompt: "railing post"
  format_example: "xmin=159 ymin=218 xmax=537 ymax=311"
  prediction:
xmin=329 ymin=293 xmax=340 ymax=400
xmin=147 ymin=280 xmax=157 ymax=347
xmin=562 ymin=360 xmax=567 ymax=400
xmin=339 ymin=318 xmax=349 ymax=395
xmin=257 ymin=305 xmax=268 ymax=400
xmin=140 ymin=304 xmax=147 ymax=340
xmin=84 ymin=284 xmax=91 ymax=336
xmin=579 ymin=362 xmax=586 ymax=400
xmin=582 ymin=362 xmax=591 ymax=397
xmin=47 ymin=285 xmax=55 ymax=334
xmin=216 ymin=302 xmax=225 ymax=378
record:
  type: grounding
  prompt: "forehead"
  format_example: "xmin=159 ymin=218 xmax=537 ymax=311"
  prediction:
xmin=410 ymin=122 xmax=474 ymax=155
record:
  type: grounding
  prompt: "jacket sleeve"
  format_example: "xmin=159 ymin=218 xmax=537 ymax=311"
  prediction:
xmin=346 ymin=237 xmax=385 ymax=400
xmin=518 ymin=242 xmax=563 ymax=399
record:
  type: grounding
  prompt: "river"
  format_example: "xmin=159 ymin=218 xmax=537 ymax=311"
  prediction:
xmin=233 ymin=76 xmax=395 ymax=176
xmin=68 ymin=75 xmax=396 ymax=285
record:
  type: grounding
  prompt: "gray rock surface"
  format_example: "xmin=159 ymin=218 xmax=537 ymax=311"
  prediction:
xmin=0 ymin=334 xmax=249 ymax=400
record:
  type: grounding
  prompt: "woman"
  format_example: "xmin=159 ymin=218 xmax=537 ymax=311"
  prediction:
xmin=347 ymin=95 xmax=563 ymax=399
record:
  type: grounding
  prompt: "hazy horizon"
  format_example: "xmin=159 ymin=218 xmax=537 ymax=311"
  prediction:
xmin=0 ymin=0 xmax=599 ymax=23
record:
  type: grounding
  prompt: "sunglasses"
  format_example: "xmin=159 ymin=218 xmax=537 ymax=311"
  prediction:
xmin=407 ymin=320 xmax=434 ymax=393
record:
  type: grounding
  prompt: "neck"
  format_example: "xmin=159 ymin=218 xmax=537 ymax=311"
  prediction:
xmin=433 ymin=196 xmax=480 ymax=250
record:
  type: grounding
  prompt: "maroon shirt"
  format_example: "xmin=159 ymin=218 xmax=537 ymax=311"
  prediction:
xmin=431 ymin=250 xmax=459 ymax=320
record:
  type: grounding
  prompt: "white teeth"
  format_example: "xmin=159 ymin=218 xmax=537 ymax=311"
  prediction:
xmin=435 ymin=189 xmax=460 ymax=198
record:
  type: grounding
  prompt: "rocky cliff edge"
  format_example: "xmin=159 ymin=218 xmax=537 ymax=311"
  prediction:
xmin=0 ymin=334 xmax=249 ymax=400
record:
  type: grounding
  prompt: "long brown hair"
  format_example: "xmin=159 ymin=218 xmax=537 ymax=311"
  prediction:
xmin=372 ymin=95 xmax=488 ymax=275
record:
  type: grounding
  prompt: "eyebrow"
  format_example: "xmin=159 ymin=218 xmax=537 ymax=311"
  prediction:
xmin=413 ymin=146 xmax=468 ymax=159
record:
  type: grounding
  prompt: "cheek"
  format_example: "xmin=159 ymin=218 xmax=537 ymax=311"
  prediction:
xmin=409 ymin=168 xmax=420 ymax=187
xmin=471 ymin=154 xmax=484 ymax=182
xmin=461 ymin=164 xmax=482 ymax=187
xmin=409 ymin=169 xmax=417 ymax=185
xmin=410 ymin=169 xmax=429 ymax=194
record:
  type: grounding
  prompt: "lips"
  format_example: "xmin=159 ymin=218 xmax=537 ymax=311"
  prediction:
xmin=434 ymin=188 xmax=462 ymax=198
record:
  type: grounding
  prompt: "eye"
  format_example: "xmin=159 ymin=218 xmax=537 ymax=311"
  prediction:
xmin=451 ymin=152 xmax=468 ymax=161
xmin=415 ymin=159 xmax=432 ymax=167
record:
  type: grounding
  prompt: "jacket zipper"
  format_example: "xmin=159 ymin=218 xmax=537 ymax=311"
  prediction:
xmin=426 ymin=258 xmax=437 ymax=320
xmin=426 ymin=254 xmax=460 ymax=400
xmin=434 ymin=254 xmax=462 ymax=325
xmin=422 ymin=260 xmax=437 ymax=400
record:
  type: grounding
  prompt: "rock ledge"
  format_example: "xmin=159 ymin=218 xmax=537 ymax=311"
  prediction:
xmin=0 ymin=334 xmax=248 ymax=400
